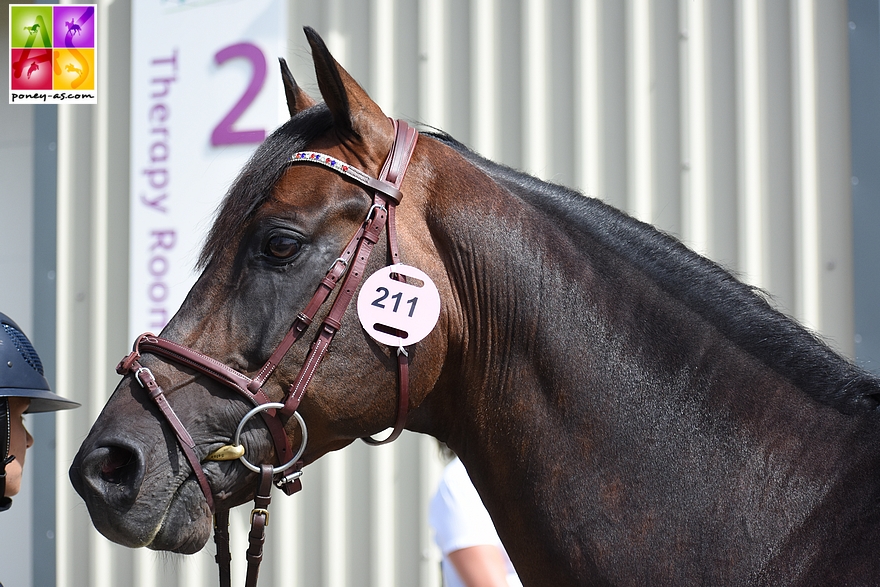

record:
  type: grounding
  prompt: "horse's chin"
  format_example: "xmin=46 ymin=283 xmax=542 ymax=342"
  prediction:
xmin=87 ymin=477 xmax=213 ymax=554
xmin=148 ymin=517 xmax=212 ymax=554
xmin=146 ymin=481 xmax=214 ymax=554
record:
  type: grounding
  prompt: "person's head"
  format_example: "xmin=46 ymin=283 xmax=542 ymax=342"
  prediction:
xmin=1 ymin=312 xmax=79 ymax=512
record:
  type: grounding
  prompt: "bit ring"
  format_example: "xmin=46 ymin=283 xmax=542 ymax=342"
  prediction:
xmin=233 ymin=402 xmax=307 ymax=474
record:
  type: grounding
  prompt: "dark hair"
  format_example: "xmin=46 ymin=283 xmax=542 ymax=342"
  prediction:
xmin=429 ymin=131 xmax=880 ymax=415
xmin=199 ymin=105 xmax=334 ymax=269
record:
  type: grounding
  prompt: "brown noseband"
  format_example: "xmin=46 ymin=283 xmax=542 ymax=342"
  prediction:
xmin=115 ymin=119 xmax=419 ymax=587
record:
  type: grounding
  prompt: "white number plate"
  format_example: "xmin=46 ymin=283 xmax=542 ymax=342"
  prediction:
xmin=357 ymin=265 xmax=441 ymax=347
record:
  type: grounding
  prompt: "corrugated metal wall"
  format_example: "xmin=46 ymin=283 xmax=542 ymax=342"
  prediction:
xmin=53 ymin=1 xmax=854 ymax=586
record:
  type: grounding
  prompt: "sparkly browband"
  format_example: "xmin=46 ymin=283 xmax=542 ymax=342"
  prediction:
xmin=290 ymin=151 xmax=403 ymax=204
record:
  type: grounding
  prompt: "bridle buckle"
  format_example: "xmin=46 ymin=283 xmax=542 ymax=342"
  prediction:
xmin=250 ymin=507 xmax=270 ymax=526
xmin=133 ymin=366 xmax=152 ymax=389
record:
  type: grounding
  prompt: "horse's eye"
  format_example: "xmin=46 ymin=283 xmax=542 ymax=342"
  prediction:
xmin=264 ymin=234 xmax=301 ymax=261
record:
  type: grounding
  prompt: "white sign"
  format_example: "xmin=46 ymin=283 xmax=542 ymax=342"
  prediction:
xmin=357 ymin=265 xmax=442 ymax=347
xmin=129 ymin=0 xmax=286 ymax=341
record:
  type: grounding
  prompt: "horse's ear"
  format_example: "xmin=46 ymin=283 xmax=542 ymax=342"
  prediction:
xmin=279 ymin=57 xmax=315 ymax=117
xmin=303 ymin=26 xmax=391 ymax=148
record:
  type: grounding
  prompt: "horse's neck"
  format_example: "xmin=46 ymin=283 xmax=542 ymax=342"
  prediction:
xmin=421 ymin=168 xmax=880 ymax=584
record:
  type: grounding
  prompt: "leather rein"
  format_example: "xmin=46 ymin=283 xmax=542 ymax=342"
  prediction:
xmin=115 ymin=119 xmax=419 ymax=587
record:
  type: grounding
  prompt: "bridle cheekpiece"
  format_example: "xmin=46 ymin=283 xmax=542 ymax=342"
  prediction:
xmin=115 ymin=119 xmax=419 ymax=587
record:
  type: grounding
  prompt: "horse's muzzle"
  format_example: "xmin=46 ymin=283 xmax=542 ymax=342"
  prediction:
xmin=70 ymin=441 xmax=146 ymax=509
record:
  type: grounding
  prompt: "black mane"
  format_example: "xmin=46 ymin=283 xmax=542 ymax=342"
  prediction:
xmin=199 ymin=105 xmax=334 ymax=269
xmin=427 ymin=131 xmax=880 ymax=415
xmin=202 ymin=118 xmax=880 ymax=414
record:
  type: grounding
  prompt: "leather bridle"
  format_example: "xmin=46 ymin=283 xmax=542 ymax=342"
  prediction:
xmin=115 ymin=119 xmax=419 ymax=587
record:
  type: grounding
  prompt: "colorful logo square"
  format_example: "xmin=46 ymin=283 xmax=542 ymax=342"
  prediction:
xmin=54 ymin=48 xmax=95 ymax=91
xmin=8 ymin=4 xmax=97 ymax=104
xmin=10 ymin=48 xmax=52 ymax=90
xmin=53 ymin=5 xmax=96 ymax=49
xmin=9 ymin=5 xmax=53 ymax=49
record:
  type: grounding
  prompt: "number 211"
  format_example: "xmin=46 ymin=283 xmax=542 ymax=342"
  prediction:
xmin=372 ymin=287 xmax=419 ymax=317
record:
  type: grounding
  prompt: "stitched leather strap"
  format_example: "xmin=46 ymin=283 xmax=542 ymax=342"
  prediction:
xmin=280 ymin=202 xmax=389 ymax=417
xmin=118 ymin=336 xmax=296 ymax=483
xmin=362 ymin=350 xmax=409 ymax=445
xmin=246 ymin=220 xmax=369 ymax=393
xmin=244 ymin=465 xmax=274 ymax=587
xmin=114 ymin=119 xmax=420 ymax=587
xmin=378 ymin=119 xmax=418 ymax=267
xmin=280 ymin=120 xmax=419 ymax=446
xmin=290 ymin=152 xmax=403 ymax=203
xmin=360 ymin=121 xmax=418 ymax=445
xmin=127 ymin=358 xmax=216 ymax=512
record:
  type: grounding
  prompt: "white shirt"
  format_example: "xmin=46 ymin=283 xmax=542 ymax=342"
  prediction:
xmin=429 ymin=458 xmax=521 ymax=587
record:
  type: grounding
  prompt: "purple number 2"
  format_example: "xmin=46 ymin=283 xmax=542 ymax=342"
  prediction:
xmin=210 ymin=42 xmax=267 ymax=146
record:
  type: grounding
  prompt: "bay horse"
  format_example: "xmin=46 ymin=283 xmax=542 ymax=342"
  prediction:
xmin=71 ymin=27 xmax=880 ymax=586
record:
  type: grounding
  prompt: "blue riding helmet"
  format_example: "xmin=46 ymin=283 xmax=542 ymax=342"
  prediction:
xmin=1 ymin=312 xmax=79 ymax=511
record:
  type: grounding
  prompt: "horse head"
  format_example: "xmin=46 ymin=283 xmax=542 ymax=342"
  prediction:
xmin=70 ymin=28 xmax=456 ymax=555
xmin=68 ymin=22 xmax=880 ymax=586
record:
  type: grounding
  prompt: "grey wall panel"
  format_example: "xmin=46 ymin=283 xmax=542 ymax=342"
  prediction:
xmin=44 ymin=1 xmax=860 ymax=586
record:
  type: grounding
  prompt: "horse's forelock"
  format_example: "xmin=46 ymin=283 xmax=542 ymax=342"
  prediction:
xmin=197 ymin=105 xmax=334 ymax=269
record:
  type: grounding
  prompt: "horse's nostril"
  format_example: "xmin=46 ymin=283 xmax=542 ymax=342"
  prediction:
xmin=100 ymin=446 xmax=138 ymax=485
xmin=75 ymin=443 xmax=146 ymax=507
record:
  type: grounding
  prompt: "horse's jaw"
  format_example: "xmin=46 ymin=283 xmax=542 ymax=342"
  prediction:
xmin=68 ymin=382 xmax=222 ymax=555
xmin=71 ymin=444 xmax=214 ymax=553
xmin=109 ymin=489 xmax=212 ymax=555
xmin=144 ymin=486 xmax=214 ymax=554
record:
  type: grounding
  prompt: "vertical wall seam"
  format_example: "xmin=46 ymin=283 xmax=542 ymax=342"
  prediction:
xmin=419 ymin=0 xmax=446 ymax=130
xmin=324 ymin=451 xmax=347 ymax=587
xmin=737 ymin=0 xmax=768 ymax=288
xmin=627 ymin=0 xmax=654 ymax=222
xmin=373 ymin=0 xmax=396 ymax=114
xmin=577 ymin=0 xmax=603 ymax=199
xmin=681 ymin=0 xmax=711 ymax=255
xmin=792 ymin=0 xmax=821 ymax=330
xmin=524 ymin=0 xmax=548 ymax=177
xmin=371 ymin=443 xmax=397 ymax=587
xmin=54 ymin=102 xmax=75 ymax=587
xmin=472 ymin=0 xmax=497 ymax=159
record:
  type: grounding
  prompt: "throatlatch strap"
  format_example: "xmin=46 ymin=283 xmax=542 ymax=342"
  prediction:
xmin=360 ymin=120 xmax=417 ymax=445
